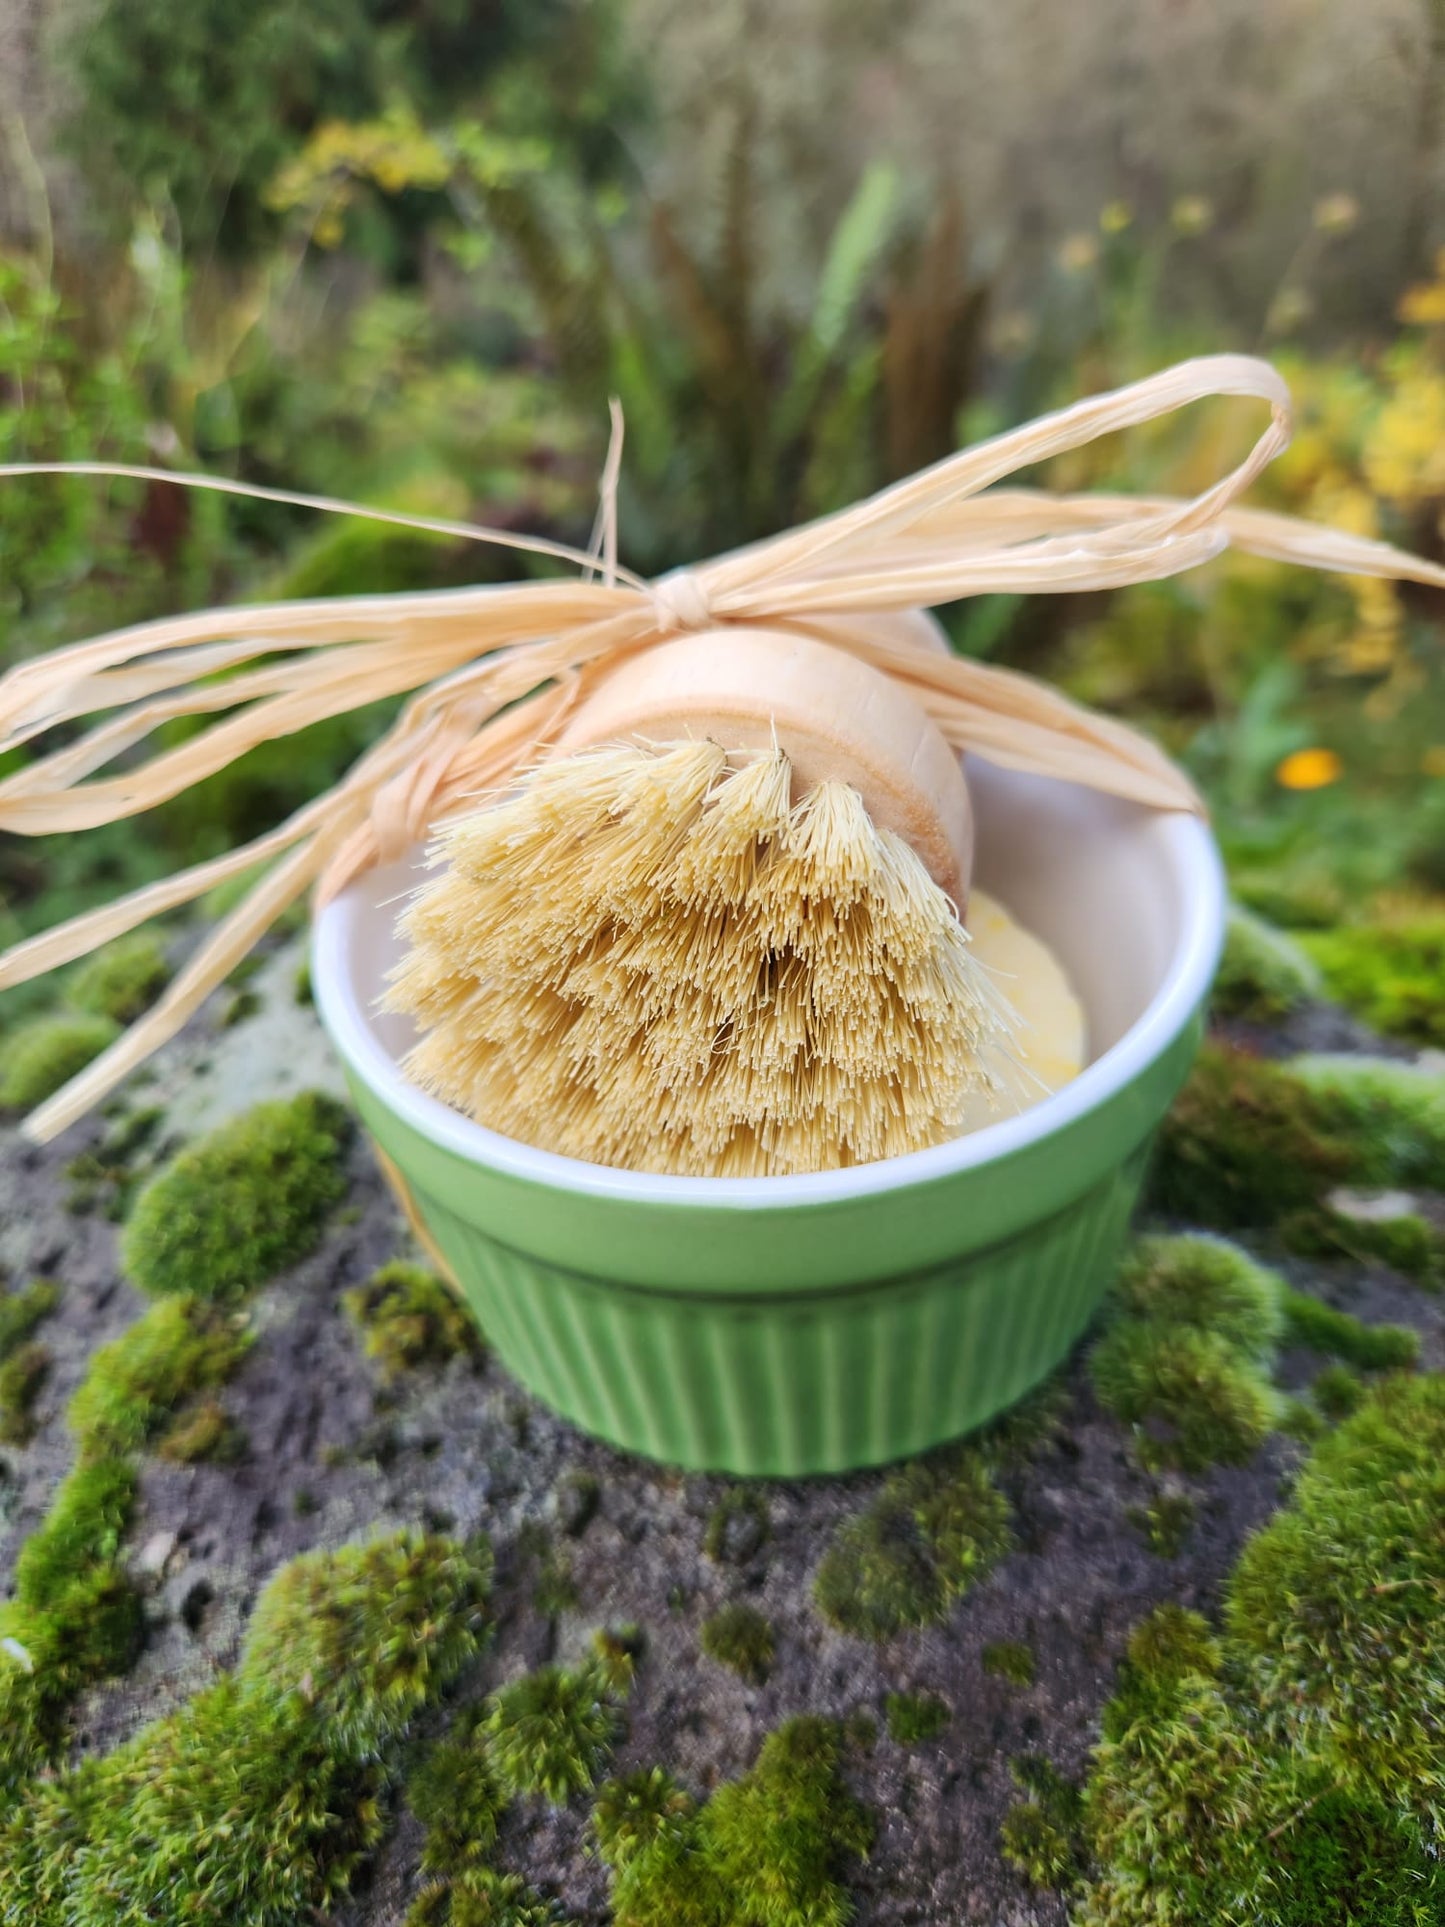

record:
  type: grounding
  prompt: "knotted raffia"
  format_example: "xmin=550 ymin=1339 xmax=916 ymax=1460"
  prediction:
xmin=2 ymin=352 xmax=1444 ymax=1141
xmin=386 ymin=741 xmax=1016 ymax=1176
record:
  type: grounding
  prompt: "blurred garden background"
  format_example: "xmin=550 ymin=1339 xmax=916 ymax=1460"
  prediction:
xmin=1 ymin=0 xmax=1443 ymax=1035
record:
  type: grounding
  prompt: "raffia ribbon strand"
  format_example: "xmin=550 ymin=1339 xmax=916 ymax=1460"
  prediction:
xmin=1 ymin=353 xmax=1441 ymax=1141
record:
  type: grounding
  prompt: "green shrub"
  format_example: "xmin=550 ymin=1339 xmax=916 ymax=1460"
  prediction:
xmin=813 ymin=1449 xmax=1011 ymax=1641
xmin=239 ymin=1531 xmax=492 ymax=1760
xmin=700 ymin=1605 xmax=774 ymax=1685
xmin=68 ymin=934 xmax=170 ymax=1026
xmin=0 ymin=1014 xmax=119 ymax=1111
xmin=1214 ymin=907 xmax=1322 ymax=1022
xmin=341 ymin=1261 xmax=484 ymax=1380
xmin=484 ymin=1664 xmax=620 ymax=1805
xmin=122 ymin=1092 xmax=350 ymax=1301
xmin=884 ymin=1690 xmax=949 ymax=1743
xmin=1280 ymin=1289 xmax=1419 ymax=1371
xmin=1302 ymin=919 xmax=1445 ymax=1046
xmin=68 ymin=1297 xmax=251 ymax=1460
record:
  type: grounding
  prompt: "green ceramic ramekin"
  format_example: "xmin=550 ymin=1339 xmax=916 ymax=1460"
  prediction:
xmin=313 ymin=759 xmax=1224 ymax=1475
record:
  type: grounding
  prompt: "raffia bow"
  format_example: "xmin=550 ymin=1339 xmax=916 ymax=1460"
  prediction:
xmin=2 ymin=352 xmax=1444 ymax=1143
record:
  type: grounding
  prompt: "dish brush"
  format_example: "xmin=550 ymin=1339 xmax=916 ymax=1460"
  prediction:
xmin=386 ymin=627 xmax=1068 ymax=1178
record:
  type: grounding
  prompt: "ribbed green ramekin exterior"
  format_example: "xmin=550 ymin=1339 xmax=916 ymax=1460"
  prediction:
xmin=339 ymin=1008 xmax=1202 ymax=1475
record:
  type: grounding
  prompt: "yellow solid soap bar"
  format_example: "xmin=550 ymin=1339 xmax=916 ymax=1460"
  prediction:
xmin=957 ymin=890 xmax=1086 ymax=1133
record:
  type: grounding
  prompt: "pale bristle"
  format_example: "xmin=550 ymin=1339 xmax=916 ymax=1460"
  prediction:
xmin=384 ymin=742 xmax=1019 ymax=1177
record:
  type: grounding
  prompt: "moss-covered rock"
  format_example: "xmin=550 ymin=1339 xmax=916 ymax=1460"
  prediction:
xmin=1214 ymin=907 xmax=1322 ymax=1022
xmin=342 ymin=1261 xmax=485 ymax=1381
xmin=1279 ymin=1289 xmax=1419 ymax=1370
xmin=68 ymin=1297 xmax=251 ymax=1460
xmin=813 ymin=1449 xmax=1011 ymax=1641
xmin=0 ymin=1013 xmax=119 ymax=1111
xmin=68 ymin=932 xmax=170 ymax=1026
xmin=122 ymin=1091 xmax=350 ymax=1302
xmin=699 ymin=1604 xmax=774 ymax=1684
xmin=1301 ymin=918 xmax=1445 ymax=1046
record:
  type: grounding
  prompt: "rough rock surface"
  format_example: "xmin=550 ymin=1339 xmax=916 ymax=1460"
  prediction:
xmin=1 ymin=931 xmax=1441 ymax=1925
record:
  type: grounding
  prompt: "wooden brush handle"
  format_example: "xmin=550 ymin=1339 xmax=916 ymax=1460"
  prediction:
xmin=557 ymin=626 xmax=974 ymax=909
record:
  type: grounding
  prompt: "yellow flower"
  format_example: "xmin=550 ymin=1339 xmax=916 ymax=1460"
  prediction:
xmin=1170 ymin=195 xmax=1215 ymax=237
xmin=1364 ymin=369 xmax=1445 ymax=502
xmin=1312 ymin=193 xmax=1359 ymax=235
xmin=1276 ymin=748 xmax=1343 ymax=791
xmin=1099 ymin=201 xmax=1133 ymax=235
xmin=1398 ymin=280 xmax=1445 ymax=328
xmin=1059 ymin=233 xmax=1099 ymax=273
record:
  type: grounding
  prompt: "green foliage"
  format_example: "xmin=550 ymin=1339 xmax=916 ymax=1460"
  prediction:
xmin=1280 ymin=1289 xmax=1419 ymax=1370
xmin=0 ymin=1013 xmax=119 ymax=1111
xmin=484 ymin=1664 xmax=620 ymax=1805
xmin=342 ymin=1260 xmax=484 ymax=1381
xmin=999 ymin=1755 xmax=1083 ymax=1890
xmin=0 ymin=1342 xmax=49 ymax=1444
xmin=814 ymin=1448 xmax=1011 ymax=1640
xmin=68 ymin=1297 xmax=251 ymax=1460
xmin=1312 ymin=1362 xmax=1366 ymax=1420
xmin=600 ymin=1716 xmax=872 ymax=1927
xmin=68 ymin=935 xmax=170 ymax=1026
xmin=884 ymin=1690 xmax=950 ymax=1743
xmin=1092 ymin=1236 xmax=1286 ymax=1470
xmin=122 ymin=1091 xmax=350 ymax=1301
xmin=700 ymin=1604 xmax=774 ymax=1684
xmin=703 ymin=1488 xmax=770 ymax=1564
xmin=0 ymin=1277 xmax=60 ymax=1355
xmin=1214 ymin=907 xmax=1322 ymax=1022
xmin=1302 ymin=918 xmax=1445 ymax=1046
xmin=240 ymin=1531 xmax=492 ymax=1761
xmin=407 ymin=1711 xmax=506 ymax=1873
xmin=982 ymin=1639 xmax=1036 ymax=1687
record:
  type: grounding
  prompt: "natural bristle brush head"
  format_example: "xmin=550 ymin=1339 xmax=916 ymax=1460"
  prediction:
xmin=385 ymin=632 xmax=1019 ymax=1178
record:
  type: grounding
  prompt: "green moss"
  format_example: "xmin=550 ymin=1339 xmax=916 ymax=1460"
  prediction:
xmin=1283 ymin=1203 xmax=1445 ymax=1288
xmin=122 ymin=1091 xmax=350 ymax=1301
xmin=1301 ymin=918 xmax=1445 ymax=1046
xmin=982 ymin=1639 xmax=1036 ymax=1687
xmin=222 ymin=988 xmax=261 ymax=1028
xmin=484 ymin=1663 xmax=620 ymax=1805
xmin=405 ymin=1868 xmax=576 ymax=1926
xmin=700 ymin=1604 xmax=774 ymax=1684
xmin=68 ymin=932 xmax=170 ymax=1026
xmin=63 ymin=1106 xmax=166 ymax=1222
xmin=1214 ymin=907 xmax=1322 ymax=1022
xmin=408 ymin=1710 xmax=506 ymax=1873
xmin=240 ymin=1531 xmax=492 ymax=1760
xmin=703 ymin=1488 xmax=770 ymax=1565
xmin=1078 ymin=1378 xmax=1445 ymax=1925
xmin=342 ymin=1261 xmax=484 ymax=1381
xmin=1291 ymin=1054 xmax=1445 ymax=1192
xmin=0 ymin=1277 xmax=59 ymax=1355
xmin=601 ymin=1716 xmax=872 ymax=1927
xmin=0 ymin=1013 xmax=119 ymax=1110
xmin=591 ymin=1767 xmax=698 ymax=1870
xmin=1092 ymin=1321 xmax=1283 ymax=1470
xmin=884 ymin=1690 xmax=949 ymax=1743
xmin=0 ymin=1460 xmax=142 ymax=1789
xmin=813 ymin=1449 xmax=1011 ymax=1640
xmin=1226 ymin=1373 xmax=1445 ymax=1824
xmin=156 ymin=1397 xmax=245 ymax=1463
xmin=68 ymin=1297 xmax=251 ymax=1460
xmin=590 ymin=1625 xmax=645 ymax=1696
xmin=999 ymin=1756 xmax=1083 ymax=1890
xmin=0 ymin=1341 xmax=49 ymax=1444
xmin=1312 ymin=1362 xmax=1365 ymax=1420
xmin=1149 ymin=1043 xmax=1356 ymax=1228
xmin=1126 ymin=1489 xmax=1195 ymax=1557
xmin=1280 ymin=1289 xmax=1419 ymax=1370
xmin=1113 ymin=1235 xmax=1285 ymax=1358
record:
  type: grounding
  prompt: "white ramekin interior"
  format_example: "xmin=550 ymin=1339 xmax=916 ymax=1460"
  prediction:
xmin=313 ymin=757 xmax=1225 ymax=1208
